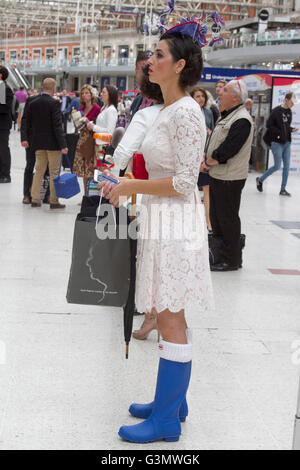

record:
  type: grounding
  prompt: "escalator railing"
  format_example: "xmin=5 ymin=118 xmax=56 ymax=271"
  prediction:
xmin=14 ymin=67 xmax=30 ymax=89
xmin=5 ymin=65 xmax=30 ymax=90
xmin=6 ymin=65 xmax=20 ymax=90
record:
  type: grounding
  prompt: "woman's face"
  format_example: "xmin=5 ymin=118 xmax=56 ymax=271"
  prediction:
xmin=81 ymin=88 xmax=92 ymax=104
xmin=148 ymin=40 xmax=182 ymax=86
xmin=193 ymin=91 xmax=206 ymax=108
xmin=101 ymin=87 xmax=109 ymax=105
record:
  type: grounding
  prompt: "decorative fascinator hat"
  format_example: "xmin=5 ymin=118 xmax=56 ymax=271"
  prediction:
xmin=158 ymin=0 xmax=225 ymax=48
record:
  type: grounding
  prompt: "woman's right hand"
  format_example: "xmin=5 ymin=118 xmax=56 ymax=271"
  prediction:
xmin=97 ymin=169 xmax=115 ymax=197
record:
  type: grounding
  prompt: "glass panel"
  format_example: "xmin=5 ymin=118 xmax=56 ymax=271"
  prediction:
xmin=33 ymin=49 xmax=41 ymax=58
xmin=21 ymin=49 xmax=29 ymax=60
xmin=117 ymin=76 xmax=126 ymax=91
xmin=136 ymin=44 xmax=144 ymax=54
xmin=10 ymin=50 xmax=17 ymax=61
xmin=103 ymin=46 xmax=112 ymax=58
xmin=101 ymin=77 xmax=110 ymax=89
xmin=118 ymin=45 xmax=129 ymax=58
xmin=46 ymin=48 xmax=54 ymax=59
xmin=58 ymin=47 xmax=68 ymax=60
xmin=73 ymin=47 xmax=80 ymax=57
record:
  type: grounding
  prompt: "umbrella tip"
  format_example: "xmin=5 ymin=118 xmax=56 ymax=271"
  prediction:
xmin=126 ymin=344 xmax=129 ymax=359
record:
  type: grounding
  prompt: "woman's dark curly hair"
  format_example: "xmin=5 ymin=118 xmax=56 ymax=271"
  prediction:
xmin=160 ymin=32 xmax=203 ymax=89
xmin=0 ymin=66 xmax=9 ymax=81
xmin=140 ymin=64 xmax=164 ymax=103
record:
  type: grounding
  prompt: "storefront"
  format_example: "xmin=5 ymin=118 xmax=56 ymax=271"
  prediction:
xmin=201 ymin=67 xmax=300 ymax=173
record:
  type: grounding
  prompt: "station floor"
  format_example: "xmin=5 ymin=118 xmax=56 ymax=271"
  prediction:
xmin=0 ymin=127 xmax=300 ymax=450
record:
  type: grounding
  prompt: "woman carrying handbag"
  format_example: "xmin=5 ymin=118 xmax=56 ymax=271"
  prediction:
xmin=73 ymin=85 xmax=101 ymax=191
xmin=99 ymin=18 xmax=215 ymax=444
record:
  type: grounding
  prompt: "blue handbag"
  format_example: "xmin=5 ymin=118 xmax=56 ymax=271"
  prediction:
xmin=53 ymin=154 xmax=81 ymax=199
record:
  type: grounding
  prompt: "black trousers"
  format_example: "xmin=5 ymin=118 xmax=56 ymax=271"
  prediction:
xmin=24 ymin=147 xmax=36 ymax=197
xmin=63 ymin=114 xmax=68 ymax=134
xmin=23 ymin=147 xmax=50 ymax=199
xmin=209 ymin=176 xmax=246 ymax=266
xmin=0 ymin=130 xmax=11 ymax=178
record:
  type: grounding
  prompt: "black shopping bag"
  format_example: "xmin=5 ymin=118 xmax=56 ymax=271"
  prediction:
xmin=67 ymin=197 xmax=131 ymax=307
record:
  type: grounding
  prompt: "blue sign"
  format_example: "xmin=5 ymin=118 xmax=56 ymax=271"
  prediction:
xmin=117 ymin=76 xmax=126 ymax=91
xmin=201 ymin=67 xmax=300 ymax=82
xmin=101 ymin=77 xmax=110 ymax=89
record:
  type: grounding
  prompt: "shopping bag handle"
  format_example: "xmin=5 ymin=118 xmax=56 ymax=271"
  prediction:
xmin=125 ymin=173 xmax=136 ymax=220
xmin=58 ymin=153 xmax=73 ymax=175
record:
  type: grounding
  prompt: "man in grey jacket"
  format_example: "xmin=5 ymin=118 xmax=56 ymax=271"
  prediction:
xmin=201 ymin=80 xmax=253 ymax=271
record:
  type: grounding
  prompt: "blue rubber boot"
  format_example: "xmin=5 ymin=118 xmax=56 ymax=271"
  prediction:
xmin=129 ymin=397 xmax=188 ymax=422
xmin=118 ymin=358 xmax=192 ymax=443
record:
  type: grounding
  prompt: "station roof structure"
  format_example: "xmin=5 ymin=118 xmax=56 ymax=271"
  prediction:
xmin=0 ymin=0 xmax=294 ymax=37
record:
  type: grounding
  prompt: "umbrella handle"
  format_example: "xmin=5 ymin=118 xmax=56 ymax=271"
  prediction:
xmin=125 ymin=173 xmax=137 ymax=221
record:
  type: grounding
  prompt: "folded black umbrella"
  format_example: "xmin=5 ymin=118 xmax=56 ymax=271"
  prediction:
xmin=124 ymin=233 xmax=137 ymax=359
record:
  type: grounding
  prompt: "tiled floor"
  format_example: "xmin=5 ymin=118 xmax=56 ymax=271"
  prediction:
xmin=0 ymin=128 xmax=300 ymax=450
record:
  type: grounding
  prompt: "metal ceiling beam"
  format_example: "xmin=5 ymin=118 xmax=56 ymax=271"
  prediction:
xmin=0 ymin=0 xmax=294 ymax=36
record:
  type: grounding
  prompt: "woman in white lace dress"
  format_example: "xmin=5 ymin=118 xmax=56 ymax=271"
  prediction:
xmin=99 ymin=30 xmax=213 ymax=444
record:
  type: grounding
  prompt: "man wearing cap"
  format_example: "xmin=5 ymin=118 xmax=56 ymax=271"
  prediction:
xmin=256 ymin=92 xmax=298 ymax=197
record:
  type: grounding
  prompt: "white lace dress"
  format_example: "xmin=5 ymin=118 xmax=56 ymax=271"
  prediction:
xmin=135 ymin=96 xmax=213 ymax=314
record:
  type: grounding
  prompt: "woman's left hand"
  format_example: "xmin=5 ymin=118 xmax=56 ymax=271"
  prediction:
xmin=86 ymin=121 xmax=94 ymax=131
xmin=107 ymin=178 xmax=135 ymax=208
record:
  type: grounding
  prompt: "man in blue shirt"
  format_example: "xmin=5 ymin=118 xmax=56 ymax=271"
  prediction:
xmin=64 ymin=91 xmax=80 ymax=114
xmin=60 ymin=89 xmax=71 ymax=133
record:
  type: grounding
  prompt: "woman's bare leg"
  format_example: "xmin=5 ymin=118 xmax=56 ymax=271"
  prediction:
xmin=17 ymin=111 xmax=22 ymax=131
xmin=83 ymin=176 xmax=89 ymax=192
xmin=155 ymin=308 xmax=187 ymax=344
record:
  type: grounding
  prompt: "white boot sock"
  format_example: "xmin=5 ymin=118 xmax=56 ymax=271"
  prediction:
xmin=158 ymin=328 xmax=192 ymax=363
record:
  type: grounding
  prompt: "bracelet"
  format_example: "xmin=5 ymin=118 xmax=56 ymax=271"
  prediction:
xmin=205 ymin=161 xmax=211 ymax=167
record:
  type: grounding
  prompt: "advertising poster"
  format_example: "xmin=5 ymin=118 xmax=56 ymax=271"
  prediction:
xmin=271 ymin=77 xmax=300 ymax=174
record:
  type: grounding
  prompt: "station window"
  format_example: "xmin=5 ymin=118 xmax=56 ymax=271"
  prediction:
xmin=21 ymin=49 xmax=29 ymax=60
xmin=9 ymin=50 xmax=17 ymax=61
xmin=33 ymin=49 xmax=41 ymax=60
xmin=118 ymin=45 xmax=129 ymax=58
xmin=46 ymin=48 xmax=54 ymax=59
xmin=73 ymin=47 xmax=80 ymax=58
xmin=103 ymin=46 xmax=112 ymax=58
xmin=136 ymin=44 xmax=144 ymax=55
